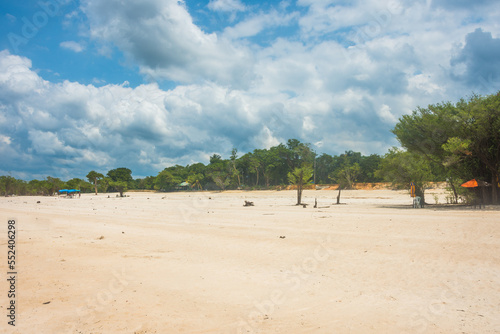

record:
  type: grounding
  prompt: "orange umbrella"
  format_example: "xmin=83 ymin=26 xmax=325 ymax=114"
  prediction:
xmin=460 ymin=179 xmax=490 ymax=187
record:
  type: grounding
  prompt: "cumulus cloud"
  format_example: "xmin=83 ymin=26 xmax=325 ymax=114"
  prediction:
xmin=81 ymin=0 xmax=254 ymax=87
xmin=450 ymin=28 xmax=500 ymax=91
xmin=0 ymin=51 xmax=267 ymax=177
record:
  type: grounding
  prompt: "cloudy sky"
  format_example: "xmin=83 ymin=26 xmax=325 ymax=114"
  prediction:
xmin=1 ymin=0 xmax=499 ymax=180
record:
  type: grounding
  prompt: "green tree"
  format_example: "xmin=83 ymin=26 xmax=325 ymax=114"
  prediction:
xmin=330 ymin=163 xmax=361 ymax=204
xmin=107 ymin=168 xmax=133 ymax=195
xmin=249 ymin=153 xmax=262 ymax=187
xmin=359 ymin=154 xmax=383 ymax=182
xmin=155 ymin=170 xmax=182 ymax=191
xmin=393 ymin=92 xmax=500 ymax=204
xmin=107 ymin=168 xmax=133 ymax=183
xmin=136 ymin=176 xmax=157 ymax=190
xmin=66 ymin=178 xmax=86 ymax=191
xmin=209 ymin=154 xmax=222 ymax=164
xmin=445 ymin=94 xmax=500 ymax=203
xmin=27 ymin=179 xmax=43 ymax=195
xmin=0 ymin=176 xmax=16 ymax=196
xmin=45 ymin=176 xmax=64 ymax=196
xmin=98 ymin=177 xmax=111 ymax=193
xmin=286 ymin=139 xmax=315 ymax=169
xmin=86 ymin=171 xmax=104 ymax=195
xmin=376 ymin=148 xmax=434 ymax=206
xmin=109 ymin=180 xmax=128 ymax=197
xmin=230 ymin=148 xmax=241 ymax=187
xmin=288 ymin=164 xmax=313 ymax=205
xmin=315 ymin=153 xmax=335 ymax=184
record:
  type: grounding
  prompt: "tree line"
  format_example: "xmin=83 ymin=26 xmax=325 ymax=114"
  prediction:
xmin=1 ymin=92 xmax=499 ymax=204
xmin=0 ymin=141 xmax=387 ymax=197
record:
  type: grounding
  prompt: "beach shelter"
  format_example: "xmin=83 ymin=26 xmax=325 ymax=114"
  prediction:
xmin=177 ymin=182 xmax=190 ymax=190
xmin=460 ymin=179 xmax=491 ymax=206
xmin=460 ymin=179 xmax=490 ymax=188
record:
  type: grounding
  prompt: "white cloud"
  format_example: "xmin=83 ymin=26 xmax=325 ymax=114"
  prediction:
xmin=0 ymin=135 xmax=11 ymax=145
xmin=0 ymin=50 xmax=46 ymax=96
xmin=82 ymin=0 xmax=254 ymax=87
xmin=60 ymin=41 xmax=85 ymax=53
xmin=377 ymin=104 xmax=398 ymax=124
xmin=302 ymin=116 xmax=316 ymax=132
xmin=223 ymin=11 xmax=298 ymax=40
xmin=207 ymin=0 xmax=246 ymax=12
xmin=252 ymin=126 xmax=280 ymax=150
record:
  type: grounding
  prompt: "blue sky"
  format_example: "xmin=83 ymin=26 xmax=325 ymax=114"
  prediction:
xmin=1 ymin=0 xmax=499 ymax=180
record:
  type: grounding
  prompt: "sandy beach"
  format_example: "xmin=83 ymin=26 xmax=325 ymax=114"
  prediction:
xmin=0 ymin=189 xmax=499 ymax=334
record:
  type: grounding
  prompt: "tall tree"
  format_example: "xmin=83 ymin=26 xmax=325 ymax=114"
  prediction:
xmin=286 ymin=139 xmax=315 ymax=169
xmin=107 ymin=168 xmax=133 ymax=196
xmin=107 ymin=168 xmax=133 ymax=183
xmin=230 ymin=148 xmax=241 ymax=187
xmin=86 ymin=171 xmax=104 ymax=195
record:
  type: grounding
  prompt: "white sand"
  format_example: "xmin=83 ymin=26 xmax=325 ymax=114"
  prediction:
xmin=0 ymin=189 xmax=499 ymax=333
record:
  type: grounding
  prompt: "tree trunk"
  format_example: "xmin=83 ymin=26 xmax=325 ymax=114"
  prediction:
xmin=416 ymin=186 xmax=425 ymax=208
xmin=94 ymin=178 xmax=98 ymax=195
xmin=449 ymin=180 xmax=458 ymax=204
xmin=297 ymin=184 xmax=302 ymax=205
xmin=336 ymin=187 xmax=341 ymax=204
xmin=492 ymin=173 xmax=499 ymax=205
xmin=233 ymin=162 xmax=241 ymax=187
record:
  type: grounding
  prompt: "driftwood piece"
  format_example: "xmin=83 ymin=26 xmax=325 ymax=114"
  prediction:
xmin=244 ymin=200 xmax=254 ymax=207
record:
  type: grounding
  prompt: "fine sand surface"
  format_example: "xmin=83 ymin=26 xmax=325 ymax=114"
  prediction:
xmin=0 ymin=189 xmax=499 ymax=334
